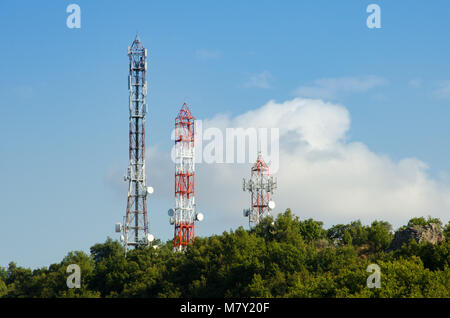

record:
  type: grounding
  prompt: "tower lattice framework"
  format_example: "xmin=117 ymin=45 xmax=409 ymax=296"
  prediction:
xmin=122 ymin=36 xmax=151 ymax=251
xmin=173 ymin=103 xmax=197 ymax=251
xmin=243 ymin=152 xmax=277 ymax=228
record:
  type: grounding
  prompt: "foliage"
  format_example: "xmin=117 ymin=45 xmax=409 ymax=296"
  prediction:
xmin=407 ymin=216 xmax=443 ymax=228
xmin=1 ymin=211 xmax=448 ymax=298
xmin=444 ymin=221 xmax=450 ymax=240
xmin=327 ymin=220 xmax=369 ymax=246
xmin=367 ymin=220 xmax=393 ymax=252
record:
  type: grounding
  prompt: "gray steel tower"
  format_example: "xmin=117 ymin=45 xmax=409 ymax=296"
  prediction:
xmin=116 ymin=36 xmax=154 ymax=252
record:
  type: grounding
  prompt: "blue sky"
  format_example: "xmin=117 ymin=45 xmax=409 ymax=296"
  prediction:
xmin=1 ymin=0 xmax=450 ymax=268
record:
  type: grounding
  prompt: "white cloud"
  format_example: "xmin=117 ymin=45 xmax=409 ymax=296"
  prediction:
xmin=295 ymin=76 xmax=387 ymax=99
xmin=203 ymin=98 xmax=349 ymax=152
xmin=110 ymin=98 xmax=450 ymax=237
xmin=433 ymin=81 xmax=450 ymax=99
xmin=196 ymin=98 xmax=450 ymax=229
xmin=244 ymin=71 xmax=273 ymax=89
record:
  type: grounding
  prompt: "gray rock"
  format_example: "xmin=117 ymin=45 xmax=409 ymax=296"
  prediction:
xmin=389 ymin=223 xmax=445 ymax=251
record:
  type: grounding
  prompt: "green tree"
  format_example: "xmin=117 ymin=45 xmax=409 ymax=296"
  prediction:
xmin=1 ymin=211 xmax=448 ymax=298
xmin=4 ymin=262 xmax=33 ymax=297
xmin=90 ymin=238 xmax=128 ymax=296
xmin=443 ymin=221 xmax=450 ymax=240
xmin=0 ymin=268 xmax=7 ymax=297
xmin=407 ymin=216 xmax=442 ymax=228
xmin=367 ymin=220 xmax=393 ymax=252
xmin=298 ymin=218 xmax=327 ymax=242
xmin=327 ymin=220 xmax=369 ymax=246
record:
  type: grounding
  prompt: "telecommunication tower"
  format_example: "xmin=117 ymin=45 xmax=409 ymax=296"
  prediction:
xmin=168 ymin=103 xmax=204 ymax=251
xmin=243 ymin=152 xmax=277 ymax=228
xmin=116 ymin=36 xmax=154 ymax=252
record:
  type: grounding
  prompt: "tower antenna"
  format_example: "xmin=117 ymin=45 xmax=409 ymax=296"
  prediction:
xmin=168 ymin=102 xmax=203 ymax=251
xmin=243 ymin=152 xmax=277 ymax=228
xmin=116 ymin=36 xmax=154 ymax=253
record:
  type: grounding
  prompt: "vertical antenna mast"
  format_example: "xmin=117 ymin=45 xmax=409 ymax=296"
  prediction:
xmin=243 ymin=152 xmax=277 ymax=228
xmin=116 ymin=36 xmax=154 ymax=252
xmin=168 ymin=103 xmax=203 ymax=251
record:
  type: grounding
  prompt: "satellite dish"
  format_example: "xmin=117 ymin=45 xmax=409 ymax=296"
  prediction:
xmin=268 ymin=200 xmax=276 ymax=210
xmin=147 ymin=186 xmax=154 ymax=194
xmin=168 ymin=209 xmax=174 ymax=217
xmin=147 ymin=234 xmax=154 ymax=243
xmin=169 ymin=217 xmax=175 ymax=225
xmin=196 ymin=213 xmax=204 ymax=222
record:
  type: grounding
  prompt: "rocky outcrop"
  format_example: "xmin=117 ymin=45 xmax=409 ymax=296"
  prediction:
xmin=389 ymin=223 xmax=445 ymax=251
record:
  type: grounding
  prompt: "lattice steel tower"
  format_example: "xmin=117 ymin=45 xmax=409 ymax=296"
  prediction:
xmin=243 ymin=152 xmax=277 ymax=228
xmin=168 ymin=103 xmax=203 ymax=251
xmin=116 ymin=36 xmax=154 ymax=252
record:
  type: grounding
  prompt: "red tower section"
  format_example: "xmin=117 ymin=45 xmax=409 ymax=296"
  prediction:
xmin=251 ymin=154 xmax=270 ymax=217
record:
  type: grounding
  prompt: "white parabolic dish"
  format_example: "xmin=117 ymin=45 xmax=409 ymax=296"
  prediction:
xmin=268 ymin=200 xmax=276 ymax=210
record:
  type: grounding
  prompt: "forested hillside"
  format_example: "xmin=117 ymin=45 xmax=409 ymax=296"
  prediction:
xmin=1 ymin=210 xmax=449 ymax=298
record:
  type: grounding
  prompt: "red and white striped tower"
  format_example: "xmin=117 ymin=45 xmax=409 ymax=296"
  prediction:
xmin=243 ymin=152 xmax=277 ymax=228
xmin=169 ymin=103 xmax=203 ymax=251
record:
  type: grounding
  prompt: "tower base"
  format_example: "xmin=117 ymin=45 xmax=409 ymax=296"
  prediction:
xmin=174 ymin=221 xmax=195 ymax=251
